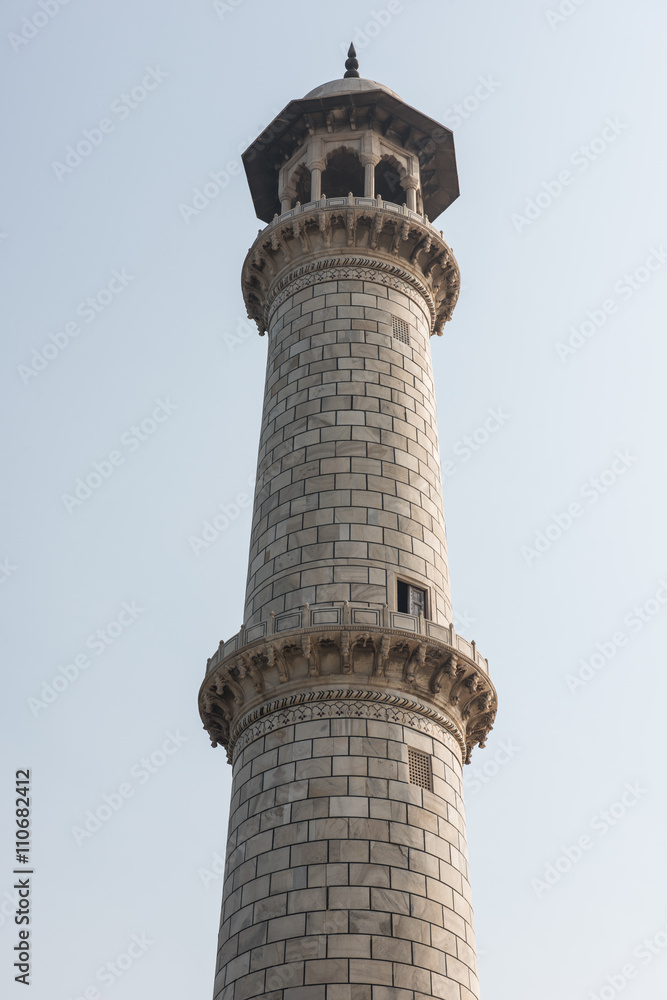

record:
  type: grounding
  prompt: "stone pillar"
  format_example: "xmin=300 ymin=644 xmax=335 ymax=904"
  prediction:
xmin=200 ymin=198 xmax=496 ymax=1000
xmin=404 ymin=177 xmax=419 ymax=213
xmin=361 ymin=154 xmax=378 ymax=198
xmin=310 ymin=164 xmax=323 ymax=202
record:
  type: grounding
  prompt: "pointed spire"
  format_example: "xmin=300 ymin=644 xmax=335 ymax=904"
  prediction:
xmin=344 ymin=43 xmax=360 ymax=79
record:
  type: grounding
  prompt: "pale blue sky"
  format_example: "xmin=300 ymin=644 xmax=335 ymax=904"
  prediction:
xmin=3 ymin=2 xmax=667 ymax=998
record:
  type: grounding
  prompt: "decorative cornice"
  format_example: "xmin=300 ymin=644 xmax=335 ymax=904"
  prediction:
xmin=241 ymin=196 xmax=460 ymax=337
xmin=265 ymin=258 xmax=434 ymax=333
xmin=230 ymin=690 xmax=465 ymax=767
xmin=199 ymin=623 xmax=496 ymax=765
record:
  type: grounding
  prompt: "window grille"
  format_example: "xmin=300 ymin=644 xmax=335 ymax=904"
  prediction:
xmin=392 ymin=316 xmax=410 ymax=345
xmin=408 ymin=747 xmax=432 ymax=790
xmin=397 ymin=580 xmax=427 ymax=617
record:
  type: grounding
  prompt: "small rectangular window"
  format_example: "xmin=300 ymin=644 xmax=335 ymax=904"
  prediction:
xmin=408 ymin=747 xmax=432 ymax=790
xmin=392 ymin=316 xmax=410 ymax=345
xmin=397 ymin=580 xmax=427 ymax=617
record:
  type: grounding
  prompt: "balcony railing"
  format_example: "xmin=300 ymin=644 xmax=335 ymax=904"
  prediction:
xmin=206 ymin=604 xmax=488 ymax=676
xmin=261 ymin=194 xmax=448 ymax=242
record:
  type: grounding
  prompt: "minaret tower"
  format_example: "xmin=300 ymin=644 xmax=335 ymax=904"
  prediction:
xmin=199 ymin=47 xmax=497 ymax=1000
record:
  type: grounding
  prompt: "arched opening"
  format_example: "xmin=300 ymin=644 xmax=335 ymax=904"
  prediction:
xmin=292 ymin=164 xmax=311 ymax=206
xmin=321 ymin=149 xmax=364 ymax=198
xmin=374 ymin=158 xmax=407 ymax=205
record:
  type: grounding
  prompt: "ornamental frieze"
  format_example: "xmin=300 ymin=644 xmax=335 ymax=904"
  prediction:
xmin=229 ymin=692 xmax=465 ymax=767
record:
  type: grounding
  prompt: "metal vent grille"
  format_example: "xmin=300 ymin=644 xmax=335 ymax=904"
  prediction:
xmin=392 ymin=316 xmax=410 ymax=345
xmin=408 ymin=747 xmax=432 ymax=790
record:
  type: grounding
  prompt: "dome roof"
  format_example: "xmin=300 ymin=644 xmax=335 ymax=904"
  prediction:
xmin=242 ymin=71 xmax=459 ymax=224
xmin=303 ymin=77 xmax=402 ymax=101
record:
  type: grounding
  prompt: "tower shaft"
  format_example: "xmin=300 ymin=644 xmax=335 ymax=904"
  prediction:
xmin=245 ymin=202 xmax=454 ymax=630
xmin=200 ymin=72 xmax=496 ymax=1000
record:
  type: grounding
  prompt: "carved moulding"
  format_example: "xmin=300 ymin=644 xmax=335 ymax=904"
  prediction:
xmin=241 ymin=200 xmax=461 ymax=337
xmin=264 ymin=259 xmax=435 ymax=339
xmin=231 ymin=691 xmax=464 ymax=768
xmin=198 ymin=623 xmax=496 ymax=765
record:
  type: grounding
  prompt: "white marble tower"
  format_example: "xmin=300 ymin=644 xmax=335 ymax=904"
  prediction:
xmin=199 ymin=47 xmax=497 ymax=1000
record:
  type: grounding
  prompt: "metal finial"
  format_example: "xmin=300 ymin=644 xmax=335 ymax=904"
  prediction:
xmin=344 ymin=43 xmax=359 ymax=79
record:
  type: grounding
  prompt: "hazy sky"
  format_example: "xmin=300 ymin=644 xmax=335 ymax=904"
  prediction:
xmin=3 ymin=2 xmax=667 ymax=999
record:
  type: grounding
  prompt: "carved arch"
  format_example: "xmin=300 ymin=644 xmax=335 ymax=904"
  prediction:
xmin=375 ymin=153 xmax=408 ymax=206
xmin=322 ymin=146 xmax=364 ymax=198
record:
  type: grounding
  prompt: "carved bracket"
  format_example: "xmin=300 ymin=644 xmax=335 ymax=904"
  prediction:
xmin=199 ymin=623 xmax=496 ymax=764
xmin=241 ymin=200 xmax=461 ymax=337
